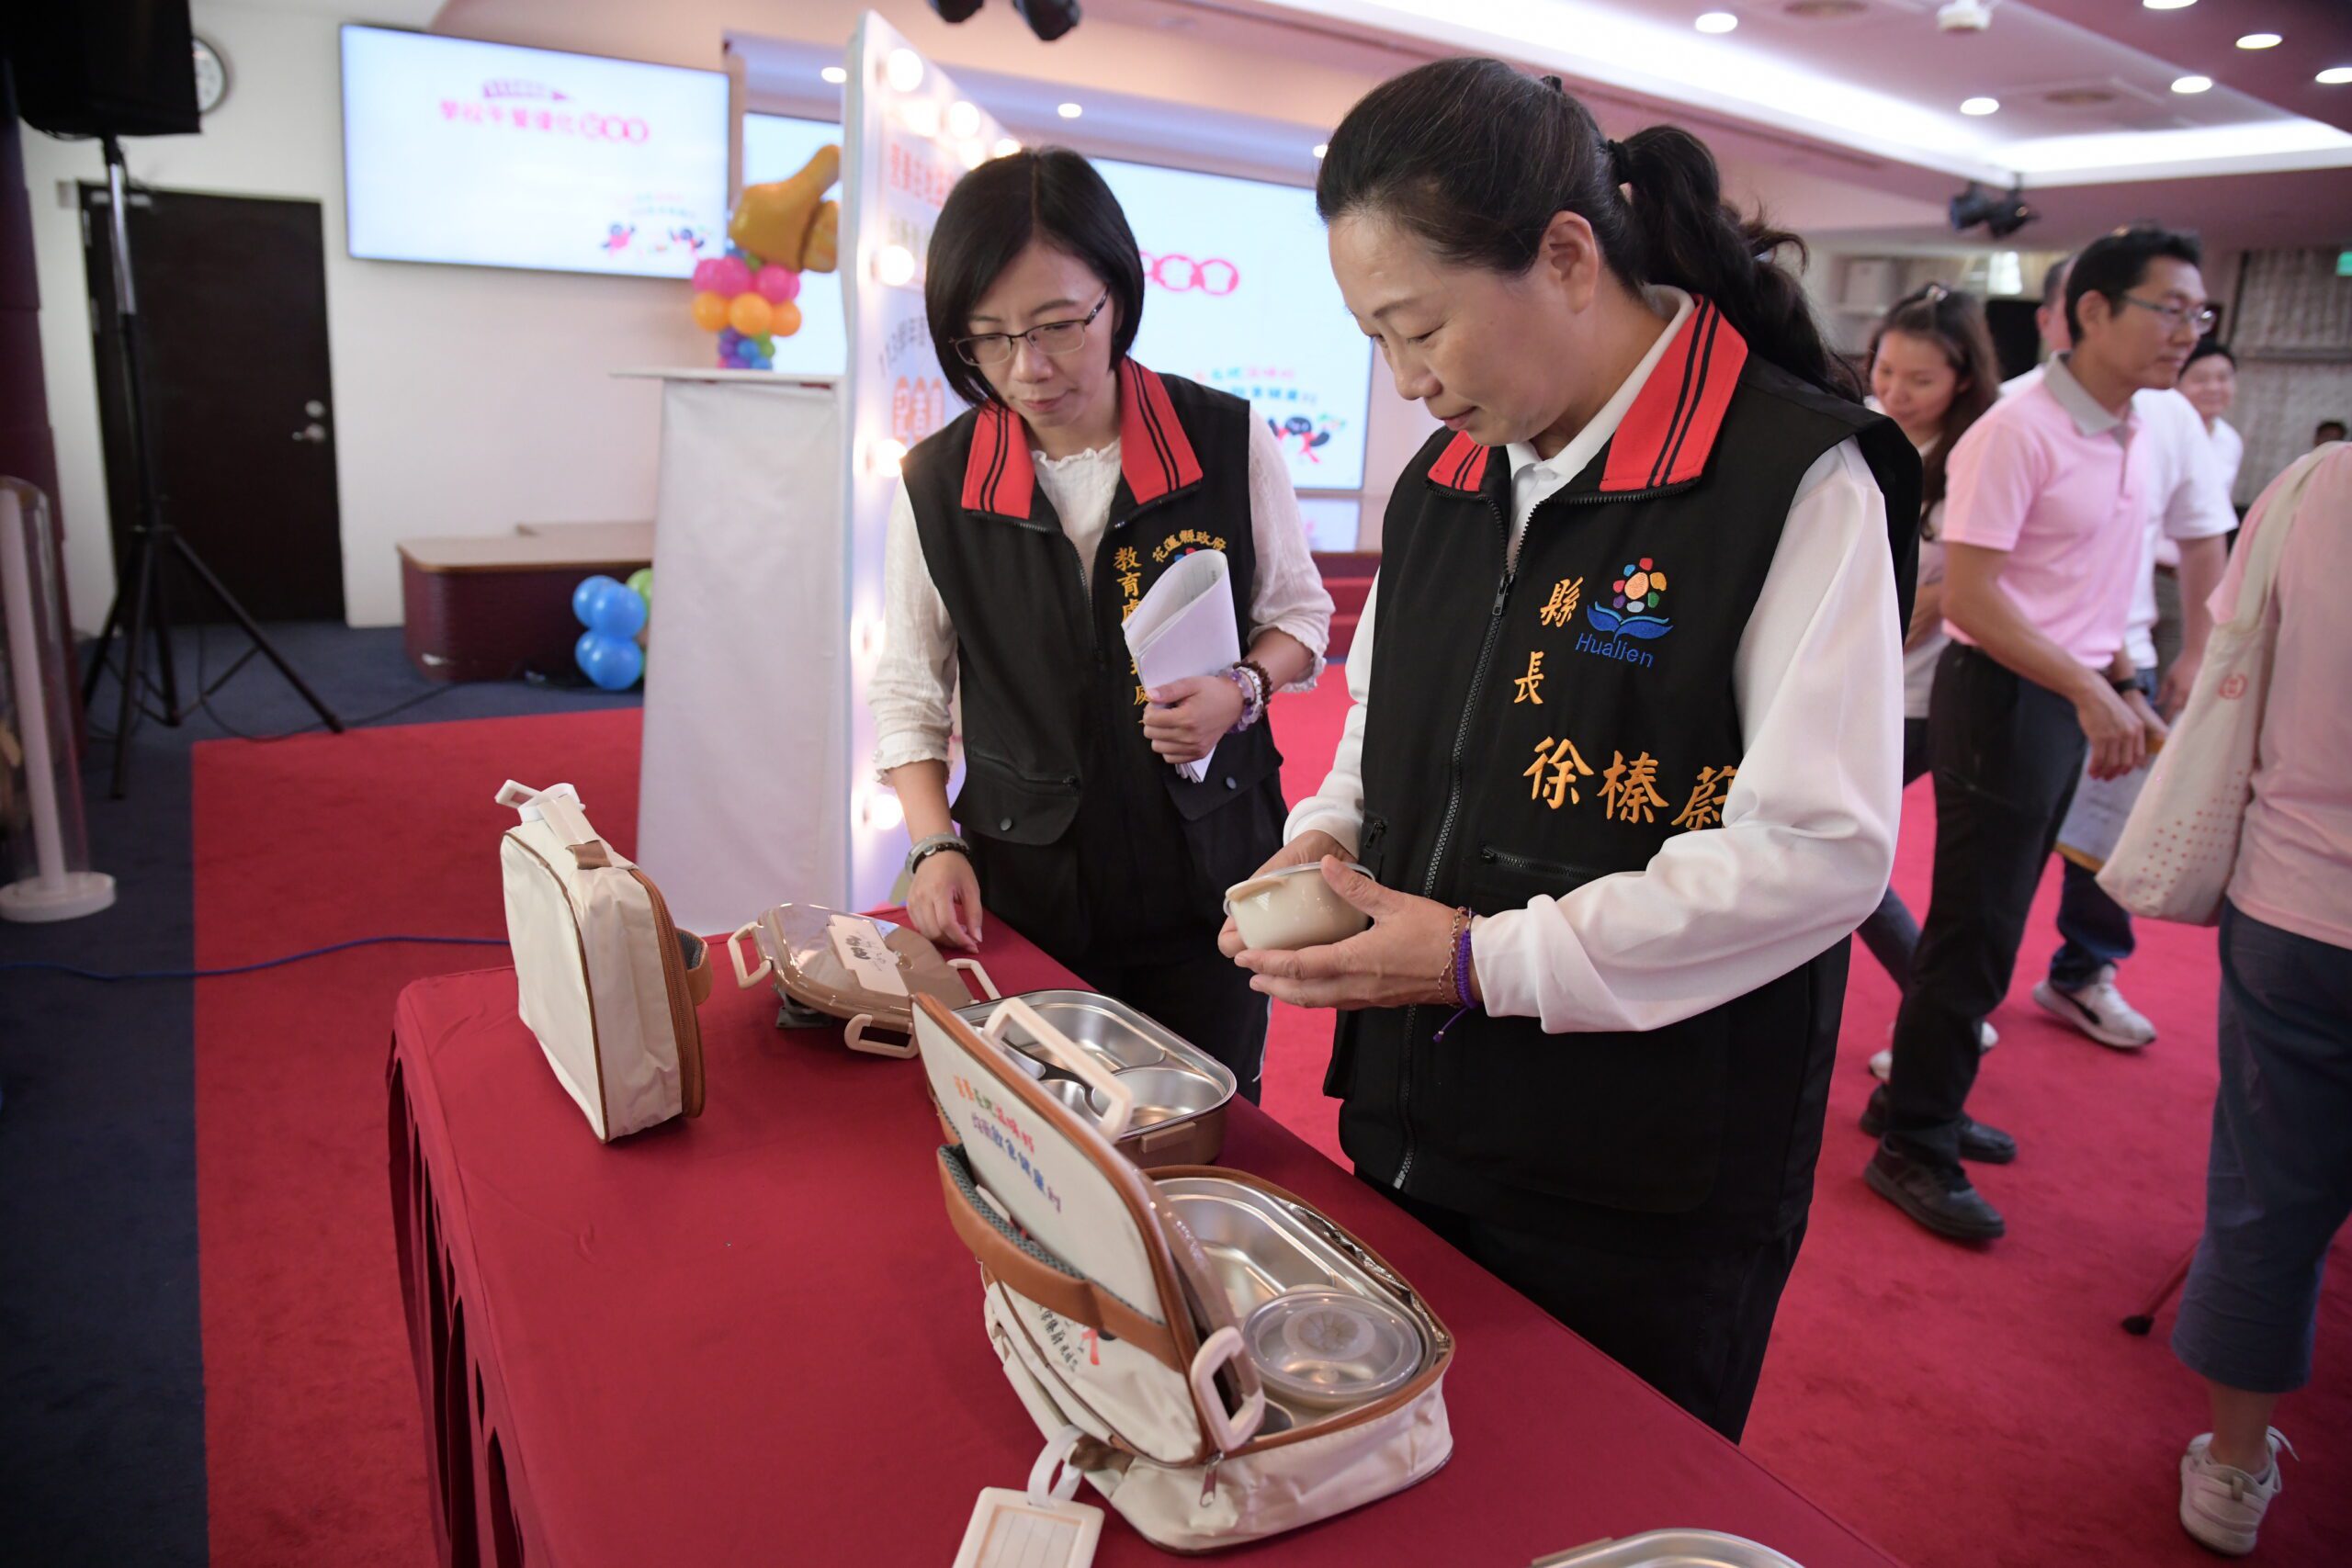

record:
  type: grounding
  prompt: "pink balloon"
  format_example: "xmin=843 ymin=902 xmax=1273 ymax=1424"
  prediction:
xmin=710 ymin=257 xmax=752 ymax=297
xmin=691 ymin=258 xmax=725 ymax=291
xmin=754 ymin=265 xmax=802 ymax=304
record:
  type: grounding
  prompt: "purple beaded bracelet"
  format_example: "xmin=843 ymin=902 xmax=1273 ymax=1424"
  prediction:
xmin=1433 ymin=908 xmax=1479 ymax=1043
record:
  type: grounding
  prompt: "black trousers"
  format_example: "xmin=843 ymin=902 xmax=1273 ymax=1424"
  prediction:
xmin=1381 ymin=1182 xmax=1805 ymax=1441
xmin=1072 ymin=944 xmax=1270 ymax=1103
xmin=1883 ymin=645 xmax=2087 ymax=1174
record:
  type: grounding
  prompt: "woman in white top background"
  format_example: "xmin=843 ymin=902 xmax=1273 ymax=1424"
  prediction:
xmin=1854 ymin=284 xmax=2002 ymax=1081
xmin=869 ymin=149 xmax=1332 ymax=1097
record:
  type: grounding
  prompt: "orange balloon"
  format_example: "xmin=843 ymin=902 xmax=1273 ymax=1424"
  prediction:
xmin=728 ymin=293 xmax=774 ymax=337
xmin=767 ymin=299 xmax=803 ymax=340
xmin=690 ymin=290 xmax=730 ymax=332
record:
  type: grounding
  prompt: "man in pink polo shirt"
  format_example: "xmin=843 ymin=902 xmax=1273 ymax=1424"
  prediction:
xmin=1867 ymin=227 xmax=2199 ymax=1241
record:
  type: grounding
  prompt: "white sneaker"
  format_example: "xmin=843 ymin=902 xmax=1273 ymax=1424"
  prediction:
xmin=2034 ymin=965 xmax=2157 ymax=1049
xmin=1869 ymin=1021 xmax=1996 ymax=1081
xmin=2180 ymin=1429 xmax=2292 ymax=1556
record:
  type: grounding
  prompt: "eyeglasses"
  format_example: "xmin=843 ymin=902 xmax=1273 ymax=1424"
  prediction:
xmin=953 ymin=291 xmax=1111 ymax=367
xmin=2117 ymin=294 xmax=2220 ymax=336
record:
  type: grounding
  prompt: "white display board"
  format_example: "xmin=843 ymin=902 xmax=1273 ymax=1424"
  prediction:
xmin=341 ymin=26 xmax=728 ymax=278
xmin=741 ymin=113 xmax=853 ymax=378
xmin=1098 ymin=157 xmax=1373 ymax=492
xmin=839 ymin=18 xmax=1012 ymax=910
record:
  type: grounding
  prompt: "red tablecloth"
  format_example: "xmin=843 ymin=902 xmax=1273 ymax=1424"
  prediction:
xmin=390 ymin=918 xmax=1903 ymax=1567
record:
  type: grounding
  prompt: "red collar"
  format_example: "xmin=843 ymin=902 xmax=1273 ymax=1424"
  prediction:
xmin=960 ymin=360 xmax=1204 ymax=520
xmin=1425 ymin=298 xmax=1749 ymax=497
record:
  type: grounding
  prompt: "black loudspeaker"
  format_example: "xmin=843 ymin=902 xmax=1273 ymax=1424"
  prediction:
xmin=7 ymin=0 xmax=199 ymax=139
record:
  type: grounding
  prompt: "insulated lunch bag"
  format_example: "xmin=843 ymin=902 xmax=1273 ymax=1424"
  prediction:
xmin=912 ymin=994 xmax=1455 ymax=1551
xmin=497 ymin=780 xmax=710 ymax=1141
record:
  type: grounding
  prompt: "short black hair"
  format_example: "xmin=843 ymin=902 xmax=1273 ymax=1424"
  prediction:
xmin=2321 ymin=419 xmax=2349 ymax=441
xmin=923 ymin=147 xmax=1144 ymax=409
xmin=2040 ymin=254 xmax=2073 ymax=310
xmin=2185 ymin=339 xmax=2235 ymax=371
xmin=2065 ymin=225 xmax=2202 ymax=340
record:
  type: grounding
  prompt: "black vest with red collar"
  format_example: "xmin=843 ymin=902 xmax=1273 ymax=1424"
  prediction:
xmin=900 ymin=362 xmax=1285 ymax=964
xmin=1333 ymin=302 xmax=1920 ymax=1246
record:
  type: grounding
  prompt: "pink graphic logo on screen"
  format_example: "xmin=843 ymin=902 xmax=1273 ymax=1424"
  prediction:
xmin=1141 ymin=252 xmax=1239 ymax=296
xmin=438 ymin=78 xmax=649 ymax=141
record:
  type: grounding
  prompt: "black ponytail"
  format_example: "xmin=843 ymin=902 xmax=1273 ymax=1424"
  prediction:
xmin=1317 ymin=58 xmax=1857 ymax=401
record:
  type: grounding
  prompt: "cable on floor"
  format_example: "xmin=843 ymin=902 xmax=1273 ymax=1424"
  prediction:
xmin=1 ymin=934 xmax=509 ymax=982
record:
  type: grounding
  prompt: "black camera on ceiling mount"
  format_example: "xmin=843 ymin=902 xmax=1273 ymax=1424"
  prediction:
xmin=1949 ymin=182 xmax=2038 ymax=240
xmin=926 ymin=0 xmax=1083 ymax=40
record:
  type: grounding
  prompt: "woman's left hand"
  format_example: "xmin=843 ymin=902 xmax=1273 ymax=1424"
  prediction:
xmin=1142 ymin=675 xmax=1246 ymax=766
xmin=1231 ymin=858 xmax=1466 ymax=1011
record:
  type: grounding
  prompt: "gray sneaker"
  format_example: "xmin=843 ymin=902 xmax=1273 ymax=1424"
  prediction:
xmin=2179 ymin=1429 xmax=2292 ymax=1556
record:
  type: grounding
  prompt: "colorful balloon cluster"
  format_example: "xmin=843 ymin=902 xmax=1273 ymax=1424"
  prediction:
xmin=572 ymin=571 xmax=651 ymax=691
xmin=691 ymin=249 xmax=803 ymax=371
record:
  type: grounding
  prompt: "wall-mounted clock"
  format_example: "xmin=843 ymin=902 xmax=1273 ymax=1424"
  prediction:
xmin=193 ymin=35 xmax=230 ymax=118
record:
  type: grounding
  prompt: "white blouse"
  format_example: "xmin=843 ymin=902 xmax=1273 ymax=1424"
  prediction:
xmin=1285 ymin=288 xmax=1905 ymax=1036
xmin=870 ymin=415 xmax=1334 ymax=780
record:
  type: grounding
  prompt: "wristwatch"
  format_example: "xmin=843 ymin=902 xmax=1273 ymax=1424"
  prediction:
xmin=906 ymin=833 xmax=971 ymax=878
xmin=2108 ymin=673 xmax=2141 ymax=695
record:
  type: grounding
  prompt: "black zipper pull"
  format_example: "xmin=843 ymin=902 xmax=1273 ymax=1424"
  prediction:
xmin=1491 ymin=567 xmax=1517 ymax=617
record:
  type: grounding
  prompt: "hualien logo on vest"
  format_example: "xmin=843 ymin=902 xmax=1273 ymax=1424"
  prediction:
xmin=1577 ymin=558 xmax=1673 ymax=669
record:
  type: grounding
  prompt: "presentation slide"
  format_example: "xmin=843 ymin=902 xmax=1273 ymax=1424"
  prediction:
xmin=1099 ymin=158 xmax=1373 ymax=492
xmin=342 ymin=27 xmax=728 ymax=279
xmin=741 ymin=113 xmax=851 ymax=378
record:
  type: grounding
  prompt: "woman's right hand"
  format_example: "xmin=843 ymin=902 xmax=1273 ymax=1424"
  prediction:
xmin=1217 ymin=829 xmax=1354 ymax=958
xmin=2075 ymin=680 xmax=2147 ymax=782
xmin=910 ymin=850 xmax=985 ymax=952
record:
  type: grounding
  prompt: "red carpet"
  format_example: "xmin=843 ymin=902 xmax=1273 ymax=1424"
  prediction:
xmin=191 ymin=693 xmax=2347 ymax=1566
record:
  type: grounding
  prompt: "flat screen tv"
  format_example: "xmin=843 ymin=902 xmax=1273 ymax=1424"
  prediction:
xmin=341 ymin=26 xmax=729 ymax=279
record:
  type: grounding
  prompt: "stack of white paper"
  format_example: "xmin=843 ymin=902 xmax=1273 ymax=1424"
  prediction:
xmin=1122 ymin=550 xmax=1240 ymax=783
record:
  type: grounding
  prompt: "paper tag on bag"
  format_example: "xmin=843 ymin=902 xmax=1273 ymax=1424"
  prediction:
xmin=826 ymin=914 xmax=909 ymax=997
xmin=953 ymin=1427 xmax=1101 ymax=1568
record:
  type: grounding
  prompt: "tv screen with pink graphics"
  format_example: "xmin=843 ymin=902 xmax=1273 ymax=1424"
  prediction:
xmin=341 ymin=26 xmax=729 ymax=279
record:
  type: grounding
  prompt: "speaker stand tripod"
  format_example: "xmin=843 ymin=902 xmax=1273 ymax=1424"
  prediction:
xmin=78 ymin=133 xmax=342 ymax=798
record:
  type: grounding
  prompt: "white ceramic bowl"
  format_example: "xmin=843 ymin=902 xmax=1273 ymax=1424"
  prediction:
xmin=1224 ymin=862 xmax=1373 ymax=951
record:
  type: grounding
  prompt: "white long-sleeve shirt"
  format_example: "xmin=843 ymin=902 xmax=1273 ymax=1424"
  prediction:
xmin=870 ymin=415 xmax=1333 ymax=780
xmin=1286 ymin=289 xmax=1903 ymax=1035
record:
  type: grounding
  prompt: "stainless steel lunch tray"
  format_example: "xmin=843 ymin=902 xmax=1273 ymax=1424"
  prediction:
xmin=955 ymin=990 xmax=1237 ymax=1167
xmin=1532 ymin=1531 xmax=1807 ymax=1567
xmin=1156 ymin=1173 xmax=1450 ymax=1431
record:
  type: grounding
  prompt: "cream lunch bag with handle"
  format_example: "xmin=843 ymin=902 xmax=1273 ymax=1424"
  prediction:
xmin=497 ymin=780 xmax=709 ymax=1142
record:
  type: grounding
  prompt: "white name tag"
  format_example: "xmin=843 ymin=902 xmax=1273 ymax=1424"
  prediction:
xmin=952 ymin=1489 xmax=1101 ymax=1568
xmin=826 ymin=914 xmax=908 ymax=997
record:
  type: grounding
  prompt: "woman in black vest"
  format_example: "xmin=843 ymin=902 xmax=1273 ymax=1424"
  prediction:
xmin=872 ymin=149 xmax=1332 ymax=1099
xmin=1223 ymin=61 xmax=1919 ymax=1438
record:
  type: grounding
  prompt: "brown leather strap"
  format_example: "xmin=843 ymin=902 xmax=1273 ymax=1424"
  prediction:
xmin=936 ymin=1155 xmax=1183 ymax=1372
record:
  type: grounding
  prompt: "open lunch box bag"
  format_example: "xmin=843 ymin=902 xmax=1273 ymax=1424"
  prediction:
xmin=911 ymin=993 xmax=1455 ymax=1551
xmin=497 ymin=780 xmax=711 ymax=1142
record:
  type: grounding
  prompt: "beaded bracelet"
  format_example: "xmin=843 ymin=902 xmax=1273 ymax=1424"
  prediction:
xmin=1433 ymin=906 xmax=1480 ymax=1043
xmin=1220 ymin=666 xmax=1262 ymax=733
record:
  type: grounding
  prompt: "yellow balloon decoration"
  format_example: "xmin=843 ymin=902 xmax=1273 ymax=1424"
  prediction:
xmin=728 ymin=292 xmax=774 ymax=338
xmin=729 ymin=145 xmax=842 ymax=275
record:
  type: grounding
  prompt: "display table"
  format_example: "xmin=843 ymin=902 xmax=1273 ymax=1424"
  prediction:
xmin=390 ymin=918 xmax=1903 ymax=1568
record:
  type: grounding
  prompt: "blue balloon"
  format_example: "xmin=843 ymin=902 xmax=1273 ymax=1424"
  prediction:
xmin=572 ymin=574 xmax=626 ymax=628
xmin=575 ymin=630 xmax=644 ymax=691
xmin=585 ymin=580 xmax=647 ymax=639
xmin=718 ymin=327 xmax=742 ymax=348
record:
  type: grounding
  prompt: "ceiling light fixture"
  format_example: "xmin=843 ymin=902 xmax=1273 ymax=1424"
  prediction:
xmin=2234 ymin=33 xmax=2280 ymax=50
xmin=1936 ymin=0 xmax=1996 ymax=34
xmin=1961 ymin=96 xmax=1999 ymax=116
xmin=1696 ymin=12 xmax=1739 ymax=34
xmin=2320 ymin=67 xmax=2352 ymax=85
xmin=820 ymin=65 xmax=847 ymax=85
xmin=1012 ymin=0 xmax=1083 ymax=41
xmin=926 ymin=0 xmax=984 ymax=21
xmin=1057 ymin=101 xmax=1083 ymax=118
xmin=2142 ymin=0 xmax=2196 ymax=10
xmin=2171 ymin=74 xmax=2213 ymax=94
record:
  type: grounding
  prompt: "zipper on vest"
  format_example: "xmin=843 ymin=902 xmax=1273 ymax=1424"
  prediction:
xmin=1394 ymin=499 xmax=1519 ymax=1192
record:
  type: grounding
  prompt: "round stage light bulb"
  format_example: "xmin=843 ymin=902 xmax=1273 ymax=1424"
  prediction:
xmin=1961 ymin=96 xmax=1999 ymax=116
xmin=876 ymin=244 xmax=917 ymax=288
xmin=867 ymin=436 xmax=910 ymax=476
xmin=887 ymin=49 xmax=925 ymax=94
xmin=2235 ymin=33 xmax=2280 ymax=50
xmin=993 ymin=137 xmax=1023 ymax=158
xmin=2170 ymin=74 xmax=2212 ymax=95
xmin=946 ymin=100 xmax=981 ymax=140
xmin=901 ymin=97 xmax=941 ymax=138
xmin=854 ymin=616 xmax=888 ymax=659
xmin=1313 ymin=141 xmax=1329 ymax=159
xmin=1695 ymin=12 xmax=1738 ymax=33
xmin=859 ymin=792 xmax=906 ymax=832
xmin=2320 ymin=67 xmax=2352 ymax=85
xmin=1057 ymin=101 xmax=1083 ymax=119
xmin=821 ymin=65 xmax=848 ymax=85
xmin=957 ymin=140 xmax=987 ymax=170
